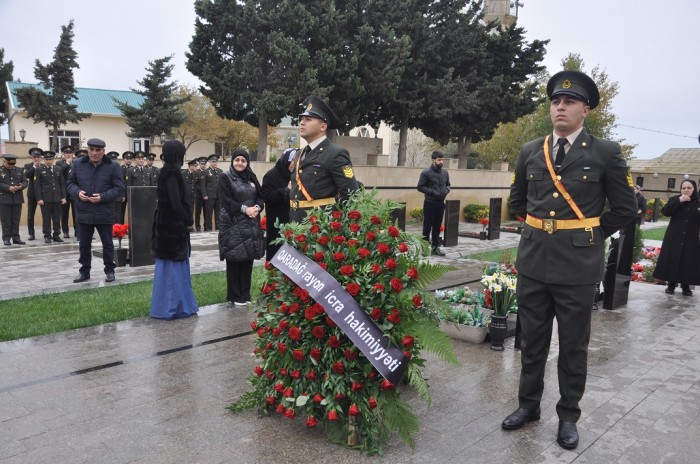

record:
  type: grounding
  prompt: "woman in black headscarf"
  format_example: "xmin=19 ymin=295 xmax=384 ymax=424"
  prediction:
xmin=150 ymin=140 xmax=199 ymax=318
xmin=653 ymin=179 xmax=700 ymax=296
xmin=260 ymin=148 xmax=296 ymax=260
xmin=218 ymin=148 xmax=265 ymax=306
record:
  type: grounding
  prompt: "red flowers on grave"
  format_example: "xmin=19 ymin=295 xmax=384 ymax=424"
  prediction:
xmin=230 ymin=191 xmax=457 ymax=455
xmin=112 ymin=223 xmax=129 ymax=249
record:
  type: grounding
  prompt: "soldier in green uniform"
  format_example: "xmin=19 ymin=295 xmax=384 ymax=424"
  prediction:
xmin=0 ymin=154 xmax=28 ymax=245
xmin=118 ymin=151 xmax=133 ymax=224
xmin=203 ymin=154 xmax=223 ymax=231
xmin=182 ymin=159 xmax=199 ymax=225
xmin=502 ymin=71 xmax=637 ymax=450
xmin=35 ymin=150 xmax=67 ymax=243
xmin=194 ymin=157 xmax=208 ymax=231
xmin=57 ymin=146 xmax=77 ymax=238
xmin=23 ymin=147 xmax=44 ymax=240
xmin=128 ymin=151 xmax=152 ymax=187
xmin=289 ymin=95 xmax=359 ymax=222
xmin=146 ymin=153 xmax=159 ymax=185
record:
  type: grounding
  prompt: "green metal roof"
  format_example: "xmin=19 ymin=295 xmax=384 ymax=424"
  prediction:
xmin=6 ymin=81 xmax=144 ymax=116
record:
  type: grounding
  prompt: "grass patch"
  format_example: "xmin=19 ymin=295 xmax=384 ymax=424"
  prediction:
xmin=0 ymin=266 xmax=264 ymax=342
xmin=465 ymin=248 xmax=517 ymax=263
xmin=642 ymin=226 xmax=667 ymax=241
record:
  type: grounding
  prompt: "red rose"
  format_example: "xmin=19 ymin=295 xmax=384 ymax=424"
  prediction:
xmin=274 ymin=382 xmax=285 ymax=392
xmin=311 ymin=326 xmax=325 ymax=339
xmin=398 ymin=242 xmax=409 ymax=253
xmin=402 ymin=335 xmax=414 ymax=348
xmin=266 ymin=370 xmax=274 ymax=380
xmin=309 ymin=224 xmax=320 ymax=234
xmin=283 ymin=229 xmax=294 ymax=238
xmin=345 ymin=348 xmax=358 ymax=360
xmin=388 ymin=225 xmax=400 ymax=237
xmin=326 ymin=316 xmax=336 ymax=327
xmin=380 ymin=379 xmax=394 ymax=390
xmin=319 ymin=263 xmax=328 ymax=270
xmin=277 ymin=343 xmax=287 ymax=353
xmin=289 ymin=303 xmax=300 ymax=313
xmin=332 ymin=361 xmax=345 ymax=374
xmin=279 ymin=320 xmax=289 ymax=330
xmin=306 ymin=370 xmax=316 ymax=380
xmin=332 ymin=252 xmax=346 ymax=262
xmin=332 ymin=211 xmax=343 ymax=219
xmin=305 ymin=416 xmax=318 ymax=427
xmin=385 ymin=258 xmax=397 ymax=270
xmin=349 ymin=223 xmax=360 ymax=233
xmin=290 ymin=369 xmax=301 ymax=379
xmin=309 ymin=214 xmax=318 ymax=223
xmin=288 ymin=326 xmax=301 ymax=340
xmin=279 ymin=303 xmax=289 ymax=313
xmin=284 ymin=408 xmax=296 ymax=419
xmin=368 ymin=397 xmax=378 ymax=409
xmin=390 ymin=277 xmax=403 ymax=292
xmin=346 ymin=283 xmax=361 ymax=296
xmin=346 ymin=239 xmax=359 ymax=247
xmin=317 ymin=235 xmax=330 ymax=246
xmin=279 ymin=368 xmax=287 ymax=376
xmin=272 ymin=328 xmax=281 ymax=337
xmin=313 ymin=393 xmax=324 ymax=403
xmin=403 ymin=350 xmax=412 ymax=359
xmin=310 ymin=347 xmax=322 ymax=360
xmin=370 ymin=307 xmax=382 ymax=320
xmin=257 ymin=328 xmax=266 ymax=338
xmin=313 ymin=251 xmax=325 ymax=262
xmin=329 ymin=221 xmax=342 ymax=231
xmin=412 ymin=294 xmax=422 ymax=307
xmin=312 ymin=302 xmax=324 ymax=315
xmin=283 ymin=387 xmax=293 ymax=397
xmin=295 ymin=234 xmax=306 ymax=243
xmin=365 ymin=231 xmax=376 ymax=242
xmin=264 ymin=260 xmax=273 ymax=270
xmin=371 ymin=263 xmax=382 ymax=274
xmin=357 ymin=248 xmax=371 ymax=259
xmin=377 ymin=243 xmax=389 ymax=254
xmin=339 ymin=265 xmax=354 ymax=276
xmin=348 ymin=404 xmax=360 ymax=416
xmin=348 ymin=210 xmax=361 ymax=220
xmin=262 ymin=284 xmax=273 ymax=295
xmin=335 ymin=392 xmax=346 ymax=400
xmin=304 ymin=306 xmax=316 ymax=321
xmin=328 ymin=410 xmax=339 ymax=421
xmin=351 ymin=381 xmax=363 ymax=392
xmin=407 ymin=266 xmax=419 ymax=280
xmin=266 ymin=396 xmax=276 ymax=406
xmin=333 ymin=235 xmax=346 ymax=245
xmin=372 ymin=283 xmax=385 ymax=293
xmin=293 ymin=349 xmax=304 ymax=361
xmin=387 ymin=308 xmax=401 ymax=324
xmin=276 ymin=403 xmax=286 ymax=414
xmin=370 ymin=215 xmax=382 ymax=225
xmin=328 ymin=336 xmax=341 ymax=348
xmin=254 ymin=365 xmax=264 ymax=376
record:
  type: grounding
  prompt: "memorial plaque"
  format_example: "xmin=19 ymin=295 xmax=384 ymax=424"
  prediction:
xmin=487 ymin=198 xmax=502 ymax=240
xmin=603 ymin=220 xmax=635 ymax=310
xmin=443 ymin=200 xmax=460 ymax=247
xmin=127 ymin=186 xmax=157 ymax=267
xmin=390 ymin=203 xmax=406 ymax=231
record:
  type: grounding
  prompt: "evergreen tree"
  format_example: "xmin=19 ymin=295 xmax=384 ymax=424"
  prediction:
xmin=0 ymin=48 xmax=14 ymax=126
xmin=115 ymin=55 xmax=187 ymax=143
xmin=13 ymin=20 xmax=90 ymax=151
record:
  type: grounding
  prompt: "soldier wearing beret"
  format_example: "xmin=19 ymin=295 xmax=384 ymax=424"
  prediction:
xmin=0 ymin=154 xmax=28 ymax=245
xmin=35 ymin=151 xmax=67 ymax=243
xmin=56 ymin=146 xmax=77 ymax=238
xmin=194 ymin=157 xmax=208 ymax=231
xmin=23 ymin=147 xmax=44 ymax=240
xmin=203 ymin=154 xmax=223 ymax=231
xmin=289 ymin=95 xmax=359 ymax=222
xmin=182 ymin=159 xmax=199 ymax=224
xmin=503 ymin=71 xmax=637 ymax=450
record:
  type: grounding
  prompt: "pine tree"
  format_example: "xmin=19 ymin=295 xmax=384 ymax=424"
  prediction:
xmin=13 ymin=20 xmax=90 ymax=150
xmin=114 ymin=55 xmax=187 ymax=143
xmin=0 ymin=48 xmax=14 ymax=126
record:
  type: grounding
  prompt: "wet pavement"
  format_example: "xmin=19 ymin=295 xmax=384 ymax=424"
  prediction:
xmin=1 ymin=221 xmax=699 ymax=463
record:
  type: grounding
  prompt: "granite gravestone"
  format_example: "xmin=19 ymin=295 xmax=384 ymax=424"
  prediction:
xmin=390 ymin=203 xmax=406 ymax=231
xmin=487 ymin=198 xmax=502 ymax=240
xmin=443 ymin=200 xmax=460 ymax=247
xmin=603 ymin=220 xmax=636 ymax=310
xmin=127 ymin=186 xmax=156 ymax=267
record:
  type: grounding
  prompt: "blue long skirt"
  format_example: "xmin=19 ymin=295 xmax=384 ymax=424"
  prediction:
xmin=150 ymin=253 xmax=199 ymax=320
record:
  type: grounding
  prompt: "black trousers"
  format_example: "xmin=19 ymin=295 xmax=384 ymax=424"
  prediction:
xmin=77 ymin=222 xmax=116 ymax=276
xmin=226 ymin=259 xmax=254 ymax=303
xmin=194 ymin=195 xmax=205 ymax=230
xmin=516 ymin=273 xmax=593 ymax=422
xmin=0 ymin=203 xmax=22 ymax=240
xmin=61 ymin=200 xmax=77 ymax=235
xmin=26 ymin=196 xmax=38 ymax=236
xmin=422 ymin=199 xmax=445 ymax=247
xmin=41 ymin=202 xmax=62 ymax=238
xmin=204 ymin=197 xmax=220 ymax=231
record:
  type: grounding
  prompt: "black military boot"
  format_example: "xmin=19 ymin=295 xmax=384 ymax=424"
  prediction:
xmin=665 ymin=282 xmax=676 ymax=294
xmin=53 ymin=235 xmax=64 ymax=243
xmin=681 ymin=285 xmax=693 ymax=296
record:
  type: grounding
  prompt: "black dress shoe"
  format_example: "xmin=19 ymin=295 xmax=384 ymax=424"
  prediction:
xmin=63 ymin=233 xmax=70 ymax=238
xmin=557 ymin=420 xmax=579 ymax=449
xmin=431 ymin=246 xmax=446 ymax=256
xmin=3 ymin=239 xmax=10 ymax=246
xmin=13 ymin=238 xmax=25 ymax=245
xmin=28 ymin=235 xmax=35 ymax=241
xmin=681 ymin=287 xmax=693 ymax=296
xmin=73 ymin=274 xmax=90 ymax=283
xmin=105 ymin=273 xmax=115 ymax=282
xmin=44 ymin=237 xmax=52 ymax=244
xmin=665 ymin=286 xmax=675 ymax=294
xmin=501 ymin=407 xmax=541 ymax=430
xmin=52 ymin=235 xmax=64 ymax=243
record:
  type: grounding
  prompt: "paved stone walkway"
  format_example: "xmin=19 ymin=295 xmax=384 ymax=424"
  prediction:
xmin=2 ymin=220 xmax=699 ymax=463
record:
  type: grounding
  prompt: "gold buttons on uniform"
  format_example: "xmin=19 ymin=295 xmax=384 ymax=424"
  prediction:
xmin=553 ymin=192 xmax=559 ymax=198
xmin=583 ymin=175 xmax=588 ymax=180
xmin=529 ymin=174 xmax=534 ymax=179
xmin=556 ymin=175 xmax=561 ymax=181
xmin=549 ymin=211 xmax=556 ymax=217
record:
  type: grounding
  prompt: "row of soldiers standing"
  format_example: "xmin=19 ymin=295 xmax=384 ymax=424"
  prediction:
xmin=182 ymin=154 xmax=223 ymax=231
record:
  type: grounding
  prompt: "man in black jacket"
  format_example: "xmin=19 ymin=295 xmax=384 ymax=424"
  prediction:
xmin=417 ymin=151 xmax=450 ymax=256
xmin=23 ymin=147 xmax=44 ymax=240
xmin=35 ymin=151 xmax=67 ymax=243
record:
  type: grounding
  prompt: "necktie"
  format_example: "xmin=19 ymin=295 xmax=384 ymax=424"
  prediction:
xmin=554 ymin=138 xmax=567 ymax=168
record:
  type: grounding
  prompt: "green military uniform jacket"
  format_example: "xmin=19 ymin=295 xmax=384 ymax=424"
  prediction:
xmin=509 ymin=129 xmax=637 ymax=285
xmin=35 ymin=165 xmax=67 ymax=203
xmin=182 ymin=170 xmax=198 ymax=203
xmin=0 ymin=166 xmax=27 ymax=204
xmin=146 ymin=166 xmax=159 ymax=185
xmin=204 ymin=167 xmax=223 ymax=199
xmin=127 ymin=166 xmax=153 ymax=187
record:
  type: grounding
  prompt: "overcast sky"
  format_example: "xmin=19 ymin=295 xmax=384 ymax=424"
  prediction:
xmin=1 ymin=0 xmax=698 ymax=159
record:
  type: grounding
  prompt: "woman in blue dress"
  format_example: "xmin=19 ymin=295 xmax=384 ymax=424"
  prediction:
xmin=150 ymin=140 xmax=199 ymax=319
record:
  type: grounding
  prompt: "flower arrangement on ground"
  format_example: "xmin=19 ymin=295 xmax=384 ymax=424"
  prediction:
xmin=112 ymin=223 xmax=128 ymax=249
xmin=481 ymin=272 xmax=517 ymax=317
xmin=479 ymin=217 xmax=489 ymax=232
xmin=631 ymin=246 xmax=662 ymax=282
xmin=229 ymin=190 xmax=457 ymax=455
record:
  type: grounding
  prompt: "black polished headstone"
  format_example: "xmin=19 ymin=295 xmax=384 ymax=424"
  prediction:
xmin=127 ymin=186 xmax=156 ymax=267
xmin=487 ymin=198 xmax=502 ymax=240
xmin=652 ymin=198 xmax=660 ymax=222
xmin=390 ymin=203 xmax=406 ymax=231
xmin=603 ymin=220 xmax=635 ymax=310
xmin=443 ymin=200 xmax=460 ymax=247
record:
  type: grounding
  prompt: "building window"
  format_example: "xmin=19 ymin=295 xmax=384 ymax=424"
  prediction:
xmin=215 ymin=141 xmax=226 ymax=159
xmin=133 ymin=138 xmax=150 ymax=153
xmin=49 ymin=130 xmax=80 ymax=150
xmin=635 ymin=177 xmax=644 ymax=188
xmin=667 ymin=178 xmax=676 ymax=190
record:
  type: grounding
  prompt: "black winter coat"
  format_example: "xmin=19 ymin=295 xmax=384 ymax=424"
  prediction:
xmin=417 ymin=165 xmax=450 ymax=202
xmin=653 ymin=195 xmax=700 ymax=285
xmin=218 ymin=169 xmax=265 ymax=262
xmin=260 ymin=157 xmax=291 ymax=260
xmin=66 ymin=155 xmax=124 ymax=224
xmin=151 ymin=166 xmax=193 ymax=261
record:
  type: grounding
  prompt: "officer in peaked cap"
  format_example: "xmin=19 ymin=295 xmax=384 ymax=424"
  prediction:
xmin=182 ymin=159 xmax=199 ymax=221
xmin=107 ymin=151 xmax=120 ymax=160
xmin=504 ymin=69 xmax=636 ymax=449
xmin=122 ymin=151 xmax=134 ymax=161
xmin=75 ymin=149 xmax=88 ymax=157
xmin=116 ymin=152 xmax=133 ymax=224
xmin=193 ymin=157 xmax=208 ymax=231
xmin=57 ymin=146 xmax=77 ymax=238
xmin=145 ymin=153 xmax=159 ymax=185
xmin=24 ymin=148 xmax=44 ymax=240
xmin=290 ymin=95 xmax=359 ymax=221
xmin=127 ymin=150 xmax=151 ymax=187
xmin=202 ymin=154 xmax=222 ymax=231
xmin=61 ymin=145 xmax=74 ymax=155
xmin=1 ymin=154 xmax=29 ymax=245
xmin=35 ymin=150 xmax=67 ymax=243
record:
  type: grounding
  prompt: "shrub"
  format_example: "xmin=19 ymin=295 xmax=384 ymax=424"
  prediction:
xmin=463 ymin=204 xmax=489 ymax=223
xmin=644 ymin=198 xmax=666 ymax=222
xmin=409 ymin=207 xmax=424 ymax=221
